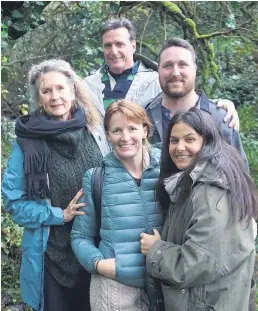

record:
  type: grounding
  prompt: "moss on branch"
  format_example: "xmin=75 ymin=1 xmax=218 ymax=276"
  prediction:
xmin=136 ymin=40 xmax=158 ymax=57
xmin=161 ymin=2 xmax=184 ymax=17
xmin=185 ymin=18 xmax=199 ymax=38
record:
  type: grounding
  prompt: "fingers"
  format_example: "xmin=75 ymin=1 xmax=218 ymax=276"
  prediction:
xmin=71 ymin=189 xmax=84 ymax=204
xmin=229 ymin=111 xmax=240 ymax=131
xmin=153 ymin=229 xmax=161 ymax=237
xmin=215 ymin=99 xmax=222 ymax=107
xmin=216 ymin=99 xmax=238 ymax=128
xmin=141 ymin=249 xmax=148 ymax=255
xmin=140 ymin=232 xmax=146 ymax=239
xmin=73 ymin=202 xmax=86 ymax=210
xmin=223 ymin=103 xmax=234 ymax=123
xmin=74 ymin=211 xmax=86 ymax=216
xmin=140 ymin=242 xmax=149 ymax=255
xmin=223 ymin=111 xmax=232 ymax=123
xmin=71 ymin=203 xmax=86 ymax=215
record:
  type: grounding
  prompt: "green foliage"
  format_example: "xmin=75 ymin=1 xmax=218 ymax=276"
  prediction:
xmin=211 ymin=36 xmax=258 ymax=186
xmin=185 ymin=18 xmax=199 ymax=38
xmin=1 ymin=2 xmax=257 ymax=308
xmin=212 ymin=38 xmax=257 ymax=107
xmin=1 ymin=257 xmax=22 ymax=305
xmin=1 ymin=206 xmax=23 ymax=256
xmin=161 ymin=1 xmax=183 ymax=15
xmin=1 ymin=122 xmax=26 ymax=309
xmin=238 ymin=105 xmax=258 ymax=186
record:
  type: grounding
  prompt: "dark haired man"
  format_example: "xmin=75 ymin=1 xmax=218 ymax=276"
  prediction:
xmin=84 ymin=18 xmax=160 ymax=115
xmin=145 ymin=37 xmax=247 ymax=166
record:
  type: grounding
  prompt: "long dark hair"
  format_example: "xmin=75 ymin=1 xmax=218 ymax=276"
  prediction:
xmin=156 ymin=107 xmax=258 ymax=224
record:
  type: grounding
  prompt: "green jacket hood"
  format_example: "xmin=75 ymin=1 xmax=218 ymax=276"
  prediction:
xmin=190 ymin=161 xmax=227 ymax=190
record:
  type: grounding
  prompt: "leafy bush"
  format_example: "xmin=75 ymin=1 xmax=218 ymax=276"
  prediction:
xmin=238 ymin=105 xmax=258 ymax=186
xmin=1 ymin=121 xmax=28 ymax=309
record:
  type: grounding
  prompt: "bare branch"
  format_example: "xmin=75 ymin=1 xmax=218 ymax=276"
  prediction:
xmin=4 ymin=50 xmax=87 ymax=67
xmin=136 ymin=40 xmax=158 ymax=57
xmin=140 ymin=9 xmax=153 ymax=54
xmin=164 ymin=11 xmax=167 ymax=40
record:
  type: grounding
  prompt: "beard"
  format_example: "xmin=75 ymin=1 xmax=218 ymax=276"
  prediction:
xmin=160 ymin=78 xmax=194 ymax=99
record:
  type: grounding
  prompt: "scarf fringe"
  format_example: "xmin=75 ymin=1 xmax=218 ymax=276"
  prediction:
xmin=27 ymin=174 xmax=51 ymax=200
xmin=16 ymin=107 xmax=86 ymax=200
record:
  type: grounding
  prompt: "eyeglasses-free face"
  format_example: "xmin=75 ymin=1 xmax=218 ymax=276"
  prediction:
xmin=38 ymin=71 xmax=75 ymax=120
xmin=169 ymin=121 xmax=203 ymax=170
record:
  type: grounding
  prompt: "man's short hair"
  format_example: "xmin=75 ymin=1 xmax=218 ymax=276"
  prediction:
xmin=101 ymin=18 xmax=136 ymax=41
xmin=158 ymin=38 xmax=196 ymax=64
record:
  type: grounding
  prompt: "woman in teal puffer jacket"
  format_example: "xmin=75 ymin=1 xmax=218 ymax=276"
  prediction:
xmin=71 ymin=100 xmax=164 ymax=311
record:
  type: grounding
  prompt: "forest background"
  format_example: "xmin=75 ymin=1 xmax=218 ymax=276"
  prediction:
xmin=1 ymin=1 xmax=258 ymax=310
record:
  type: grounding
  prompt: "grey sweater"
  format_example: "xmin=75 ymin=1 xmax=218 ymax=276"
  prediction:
xmin=44 ymin=128 xmax=103 ymax=288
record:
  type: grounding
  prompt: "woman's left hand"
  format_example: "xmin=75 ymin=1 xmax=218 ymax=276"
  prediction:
xmin=140 ymin=229 xmax=161 ymax=256
xmin=97 ymin=258 xmax=116 ymax=279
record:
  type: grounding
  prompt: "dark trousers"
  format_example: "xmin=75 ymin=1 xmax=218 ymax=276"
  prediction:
xmin=44 ymin=267 xmax=91 ymax=311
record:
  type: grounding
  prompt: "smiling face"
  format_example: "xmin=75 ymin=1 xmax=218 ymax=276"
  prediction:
xmin=106 ymin=111 xmax=147 ymax=163
xmin=38 ymin=71 xmax=75 ymax=120
xmin=103 ymin=27 xmax=136 ymax=74
xmin=169 ymin=121 xmax=203 ymax=170
xmin=158 ymin=46 xmax=196 ymax=98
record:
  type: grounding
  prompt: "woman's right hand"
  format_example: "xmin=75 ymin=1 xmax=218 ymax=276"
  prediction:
xmin=63 ymin=189 xmax=86 ymax=223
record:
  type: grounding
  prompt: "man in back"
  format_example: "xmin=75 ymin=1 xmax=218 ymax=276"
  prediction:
xmin=84 ymin=18 xmax=160 ymax=116
xmin=145 ymin=37 xmax=247 ymax=166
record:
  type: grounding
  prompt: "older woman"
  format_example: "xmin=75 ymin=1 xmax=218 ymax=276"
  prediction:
xmin=140 ymin=108 xmax=258 ymax=311
xmin=71 ymin=100 xmax=164 ymax=311
xmin=2 ymin=59 xmax=110 ymax=311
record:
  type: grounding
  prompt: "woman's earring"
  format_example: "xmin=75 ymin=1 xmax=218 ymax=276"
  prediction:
xmin=39 ymin=106 xmax=44 ymax=114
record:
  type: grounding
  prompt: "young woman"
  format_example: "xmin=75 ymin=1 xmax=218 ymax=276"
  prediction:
xmin=71 ymin=100 xmax=164 ymax=311
xmin=2 ymin=59 xmax=110 ymax=311
xmin=140 ymin=107 xmax=258 ymax=311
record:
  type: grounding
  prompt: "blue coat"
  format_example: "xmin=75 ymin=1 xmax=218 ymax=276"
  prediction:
xmin=1 ymin=125 xmax=110 ymax=311
xmin=71 ymin=147 xmax=164 ymax=288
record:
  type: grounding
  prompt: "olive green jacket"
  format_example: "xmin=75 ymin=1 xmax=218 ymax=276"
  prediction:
xmin=146 ymin=162 xmax=255 ymax=311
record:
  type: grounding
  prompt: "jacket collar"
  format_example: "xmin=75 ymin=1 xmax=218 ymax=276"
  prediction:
xmin=99 ymin=53 xmax=157 ymax=76
xmin=145 ymin=92 xmax=163 ymax=111
xmin=196 ymin=90 xmax=212 ymax=115
xmin=145 ymin=90 xmax=213 ymax=143
xmin=145 ymin=89 xmax=212 ymax=112
xmin=190 ymin=161 xmax=226 ymax=189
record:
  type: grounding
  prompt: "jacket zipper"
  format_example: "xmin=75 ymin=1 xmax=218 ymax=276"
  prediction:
xmin=122 ymin=167 xmax=152 ymax=234
xmin=38 ymin=226 xmax=44 ymax=310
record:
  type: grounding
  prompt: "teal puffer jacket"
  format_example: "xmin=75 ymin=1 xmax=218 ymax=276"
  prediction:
xmin=71 ymin=147 xmax=164 ymax=288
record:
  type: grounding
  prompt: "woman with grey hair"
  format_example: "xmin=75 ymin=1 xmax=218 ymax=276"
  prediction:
xmin=2 ymin=59 xmax=110 ymax=311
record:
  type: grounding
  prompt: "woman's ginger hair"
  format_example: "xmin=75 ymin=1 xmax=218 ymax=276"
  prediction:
xmin=104 ymin=99 xmax=152 ymax=150
xmin=28 ymin=59 xmax=101 ymax=127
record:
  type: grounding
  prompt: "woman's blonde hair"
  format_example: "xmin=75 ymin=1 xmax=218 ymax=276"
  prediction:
xmin=104 ymin=99 xmax=152 ymax=150
xmin=28 ymin=59 xmax=101 ymax=127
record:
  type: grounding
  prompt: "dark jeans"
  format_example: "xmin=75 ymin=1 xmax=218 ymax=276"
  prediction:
xmin=43 ymin=267 xmax=91 ymax=311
